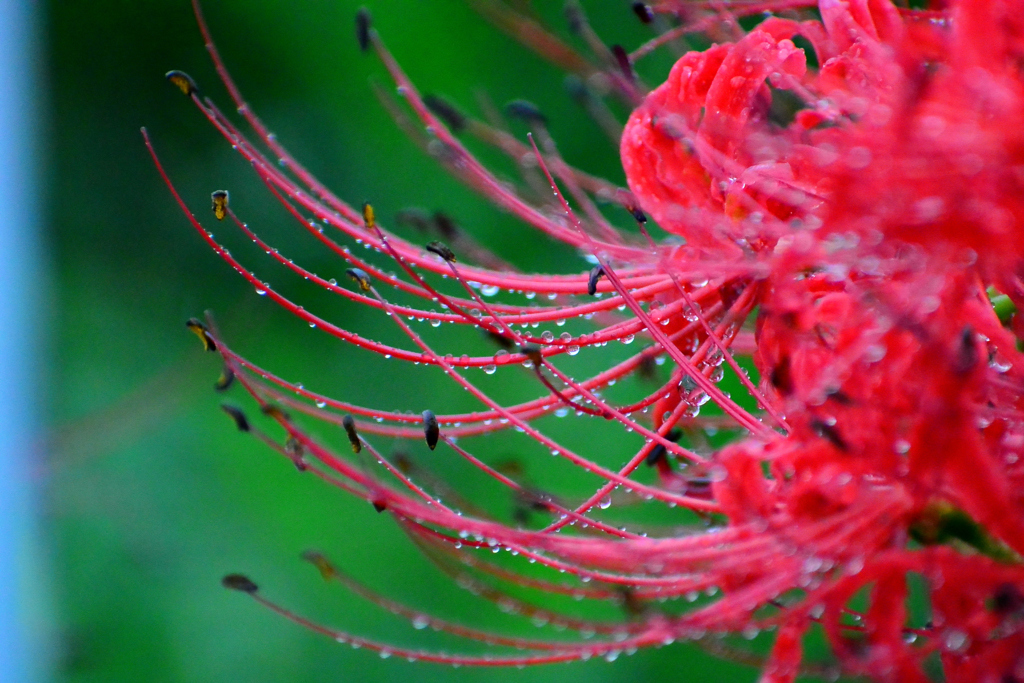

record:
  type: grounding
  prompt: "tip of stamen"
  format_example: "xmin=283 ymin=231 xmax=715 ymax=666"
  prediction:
xmin=211 ymin=190 xmax=229 ymax=220
xmin=422 ymin=410 xmax=439 ymax=450
xmin=425 ymin=241 xmax=456 ymax=262
xmin=300 ymin=550 xmax=337 ymax=580
xmin=220 ymin=404 xmax=250 ymax=432
xmin=186 ymin=318 xmax=217 ymax=352
xmin=629 ymin=206 xmax=647 ymax=224
xmin=222 ymin=573 xmax=259 ymax=594
xmin=261 ymin=404 xmax=291 ymax=422
xmin=343 ymin=414 xmax=362 ymax=453
xmin=165 ymin=70 xmax=199 ymax=96
xmin=346 ymin=267 xmax=372 ymax=292
xmin=632 ymin=3 xmax=654 ymax=24
xmin=423 ymin=95 xmax=466 ymax=133
xmin=505 ymin=100 xmax=547 ymax=125
xmin=356 ymin=8 xmax=372 ymax=52
xmin=215 ymin=366 xmax=235 ymax=392
xmin=611 ymin=45 xmax=634 ymax=83
xmin=519 ymin=345 xmax=543 ymax=368
xmin=587 ymin=266 xmax=605 ymax=296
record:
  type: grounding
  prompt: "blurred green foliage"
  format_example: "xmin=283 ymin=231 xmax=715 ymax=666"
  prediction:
xmin=46 ymin=2 xmax=766 ymax=681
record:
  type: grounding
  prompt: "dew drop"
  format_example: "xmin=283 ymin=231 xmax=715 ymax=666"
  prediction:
xmin=943 ymin=629 xmax=969 ymax=653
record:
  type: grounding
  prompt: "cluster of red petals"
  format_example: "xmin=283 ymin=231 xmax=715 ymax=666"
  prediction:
xmin=623 ymin=0 xmax=1024 ymax=679
xmin=153 ymin=0 xmax=1024 ymax=681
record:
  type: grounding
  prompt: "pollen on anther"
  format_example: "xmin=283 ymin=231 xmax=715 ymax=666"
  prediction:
xmin=211 ymin=190 xmax=229 ymax=220
xmin=186 ymin=318 xmax=217 ymax=352
xmin=343 ymin=414 xmax=362 ymax=453
xmin=165 ymin=70 xmax=199 ymax=96
xmin=425 ymin=241 xmax=456 ymax=262
xmin=346 ymin=268 xmax=372 ymax=292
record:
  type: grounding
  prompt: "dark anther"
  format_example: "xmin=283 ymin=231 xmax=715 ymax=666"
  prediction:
xmin=214 ymin=366 xmax=235 ymax=392
xmin=346 ymin=267 xmax=372 ymax=292
xmin=342 ymin=414 xmax=361 ymax=453
xmin=222 ymin=573 xmax=259 ymax=593
xmin=629 ymin=205 xmax=648 ymax=224
xmin=220 ymin=404 xmax=250 ymax=433
xmin=563 ymin=75 xmax=590 ymax=105
xmin=770 ymin=356 xmax=793 ymax=395
xmin=564 ymin=3 xmax=583 ymax=34
xmin=512 ymin=505 xmax=530 ymax=526
xmin=632 ymin=3 xmax=654 ymax=23
xmin=372 ymin=499 xmax=388 ymax=513
xmin=425 ymin=241 xmax=456 ymax=262
xmin=393 ymin=452 xmax=413 ymax=473
xmin=483 ymin=330 xmax=514 ymax=351
xmin=432 ymin=211 xmax=459 ymax=239
xmin=993 ymin=583 xmax=1024 ymax=615
xmin=165 ymin=70 xmax=199 ymax=96
xmin=587 ymin=266 xmax=605 ymax=296
xmin=645 ymin=443 xmax=667 ymax=467
xmin=211 ymin=189 xmax=229 ymax=220
xmin=637 ymin=352 xmax=658 ymax=381
xmin=505 ymin=99 xmax=548 ymax=125
xmin=826 ymin=386 xmax=853 ymax=405
xmin=811 ymin=418 xmax=848 ymax=452
xmin=361 ymin=201 xmax=376 ymax=230
xmin=954 ymin=325 xmax=979 ymax=375
xmin=516 ymin=489 xmax=555 ymax=522
xmin=645 ymin=429 xmax=681 ymax=467
xmin=395 ymin=208 xmax=432 ymax=232
xmin=520 ymin=344 xmax=544 ymax=368
xmin=422 ymin=410 xmax=439 ymax=450
xmin=356 ymin=8 xmax=372 ymax=52
xmin=186 ymin=318 xmax=217 ymax=352
xmin=423 ymin=94 xmax=467 ymax=133
xmin=397 ymin=207 xmax=461 ymax=241
xmin=285 ymin=437 xmax=307 ymax=471
xmin=611 ymin=45 xmax=635 ymax=83
xmin=617 ymin=586 xmax=648 ymax=618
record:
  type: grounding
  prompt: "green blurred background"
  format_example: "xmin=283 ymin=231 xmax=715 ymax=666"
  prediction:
xmin=45 ymin=1 xmax=767 ymax=681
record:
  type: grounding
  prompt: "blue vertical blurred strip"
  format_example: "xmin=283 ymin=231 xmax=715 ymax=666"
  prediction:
xmin=0 ymin=0 xmax=47 ymax=681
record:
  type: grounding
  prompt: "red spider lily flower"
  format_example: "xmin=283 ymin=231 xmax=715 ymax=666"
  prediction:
xmin=146 ymin=0 xmax=1024 ymax=680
